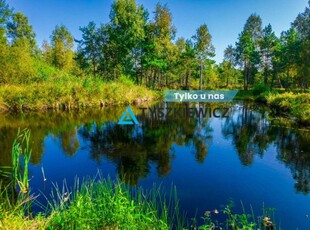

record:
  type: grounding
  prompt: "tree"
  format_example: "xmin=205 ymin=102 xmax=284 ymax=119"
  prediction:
xmin=260 ymin=24 xmax=277 ymax=85
xmin=180 ymin=39 xmax=195 ymax=89
xmin=235 ymin=14 xmax=262 ymax=90
xmin=76 ymin=22 xmax=104 ymax=76
xmin=193 ymin=24 xmax=215 ymax=90
xmin=109 ymin=0 xmax=147 ymax=79
xmin=45 ymin=25 xmax=74 ymax=72
xmin=270 ymin=35 xmax=282 ymax=89
xmin=236 ymin=30 xmax=256 ymax=90
xmin=244 ymin=14 xmax=263 ymax=48
xmin=142 ymin=3 xmax=176 ymax=88
xmin=7 ymin=12 xmax=36 ymax=49
xmin=292 ymin=0 xmax=310 ymax=90
xmin=279 ymin=28 xmax=302 ymax=89
xmin=0 ymin=0 xmax=10 ymax=43
xmin=219 ymin=45 xmax=239 ymax=87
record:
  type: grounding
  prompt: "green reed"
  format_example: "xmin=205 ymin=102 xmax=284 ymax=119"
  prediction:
xmin=12 ymin=128 xmax=32 ymax=194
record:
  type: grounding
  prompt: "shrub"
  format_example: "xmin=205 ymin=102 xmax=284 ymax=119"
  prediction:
xmin=252 ymin=83 xmax=270 ymax=96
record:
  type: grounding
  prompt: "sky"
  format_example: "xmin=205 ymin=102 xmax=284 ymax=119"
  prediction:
xmin=8 ymin=0 xmax=309 ymax=63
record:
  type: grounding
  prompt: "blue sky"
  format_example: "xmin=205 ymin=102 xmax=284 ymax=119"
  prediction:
xmin=8 ymin=0 xmax=309 ymax=63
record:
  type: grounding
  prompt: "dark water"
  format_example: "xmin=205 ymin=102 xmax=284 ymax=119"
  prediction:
xmin=0 ymin=102 xmax=309 ymax=229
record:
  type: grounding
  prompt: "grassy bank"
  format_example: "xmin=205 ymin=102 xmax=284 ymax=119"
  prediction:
xmin=0 ymin=178 xmax=277 ymax=230
xmin=234 ymin=85 xmax=310 ymax=125
xmin=0 ymin=179 xmax=175 ymax=230
xmin=265 ymin=92 xmax=310 ymax=125
xmin=0 ymin=75 xmax=158 ymax=112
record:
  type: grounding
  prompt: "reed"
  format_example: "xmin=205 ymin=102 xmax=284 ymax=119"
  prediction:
xmin=11 ymin=128 xmax=32 ymax=194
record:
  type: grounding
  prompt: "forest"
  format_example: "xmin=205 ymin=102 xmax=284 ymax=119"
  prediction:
xmin=0 ymin=0 xmax=309 ymax=90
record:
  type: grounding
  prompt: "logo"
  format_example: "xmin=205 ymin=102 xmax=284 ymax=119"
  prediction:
xmin=118 ymin=106 xmax=139 ymax=125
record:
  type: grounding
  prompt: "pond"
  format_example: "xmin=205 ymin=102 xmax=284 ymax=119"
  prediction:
xmin=0 ymin=102 xmax=309 ymax=229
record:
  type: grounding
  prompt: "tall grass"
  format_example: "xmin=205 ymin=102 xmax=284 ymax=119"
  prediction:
xmin=45 ymin=176 xmax=181 ymax=230
xmin=266 ymin=92 xmax=310 ymax=125
xmin=0 ymin=77 xmax=158 ymax=112
xmin=12 ymin=128 xmax=32 ymax=194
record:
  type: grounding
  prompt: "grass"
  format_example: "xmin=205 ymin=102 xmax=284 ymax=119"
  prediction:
xmin=266 ymin=92 xmax=310 ymax=125
xmin=45 ymin=177 xmax=177 ymax=230
xmin=234 ymin=90 xmax=256 ymax=101
xmin=234 ymin=86 xmax=310 ymax=126
xmin=12 ymin=128 xmax=32 ymax=194
xmin=0 ymin=75 xmax=158 ymax=112
xmin=0 ymin=129 xmax=279 ymax=230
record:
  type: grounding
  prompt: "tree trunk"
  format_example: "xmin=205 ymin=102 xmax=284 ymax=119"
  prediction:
xmin=200 ymin=62 xmax=203 ymax=90
xmin=270 ymin=71 xmax=275 ymax=90
xmin=244 ymin=61 xmax=248 ymax=91
xmin=286 ymin=69 xmax=289 ymax=90
xmin=185 ymin=69 xmax=190 ymax=89
xmin=264 ymin=66 xmax=268 ymax=85
xmin=153 ymin=70 xmax=157 ymax=89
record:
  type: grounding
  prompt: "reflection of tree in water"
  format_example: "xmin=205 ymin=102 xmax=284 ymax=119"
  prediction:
xmin=222 ymin=104 xmax=270 ymax=165
xmin=79 ymin=112 xmax=213 ymax=185
xmin=222 ymin=103 xmax=310 ymax=194
xmin=273 ymin=128 xmax=310 ymax=194
xmin=60 ymin=128 xmax=80 ymax=157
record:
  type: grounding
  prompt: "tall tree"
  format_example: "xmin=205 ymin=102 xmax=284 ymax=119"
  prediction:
xmin=109 ymin=0 xmax=147 ymax=79
xmin=181 ymin=39 xmax=195 ymax=89
xmin=193 ymin=24 xmax=215 ymax=90
xmin=76 ymin=22 xmax=108 ymax=76
xmin=235 ymin=14 xmax=262 ymax=90
xmin=260 ymin=24 xmax=277 ymax=85
xmin=292 ymin=0 xmax=310 ymax=90
xmin=0 ymin=0 xmax=10 ymax=43
xmin=0 ymin=0 xmax=10 ymax=82
xmin=220 ymin=45 xmax=238 ymax=87
xmin=142 ymin=3 xmax=176 ymax=88
xmin=244 ymin=14 xmax=263 ymax=47
xmin=7 ymin=12 xmax=36 ymax=49
xmin=279 ymin=28 xmax=302 ymax=89
xmin=46 ymin=25 xmax=74 ymax=72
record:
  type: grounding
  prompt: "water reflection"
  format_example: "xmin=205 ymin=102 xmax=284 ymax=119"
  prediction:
xmin=78 ymin=106 xmax=213 ymax=185
xmin=0 ymin=102 xmax=309 ymax=193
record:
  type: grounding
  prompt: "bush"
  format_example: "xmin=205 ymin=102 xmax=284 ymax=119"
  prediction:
xmin=266 ymin=92 xmax=310 ymax=125
xmin=252 ymin=83 xmax=270 ymax=96
xmin=118 ymin=75 xmax=135 ymax=86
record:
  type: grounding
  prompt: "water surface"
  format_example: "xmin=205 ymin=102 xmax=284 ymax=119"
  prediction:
xmin=0 ymin=102 xmax=309 ymax=229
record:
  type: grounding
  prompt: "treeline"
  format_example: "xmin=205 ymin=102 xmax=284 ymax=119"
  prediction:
xmin=0 ymin=0 xmax=309 ymax=90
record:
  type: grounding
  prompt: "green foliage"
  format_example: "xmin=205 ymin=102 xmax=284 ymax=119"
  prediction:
xmin=0 ymin=0 xmax=309 ymax=117
xmin=0 ymin=0 xmax=11 ymax=42
xmin=7 ymin=11 xmax=36 ymax=49
xmin=252 ymin=83 xmax=270 ymax=96
xmin=47 ymin=177 xmax=171 ymax=230
xmin=11 ymin=128 xmax=31 ymax=194
xmin=235 ymin=15 xmax=262 ymax=90
xmin=223 ymin=202 xmax=257 ymax=229
xmin=0 ymin=78 xmax=157 ymax=112
xmin=33 ymin=59 xmax=62 ymax=82
xmin=43 ymin=25 xmax=75 ymax=72
xmin=118 ymin=75 xmax=135 ymax=86
xmin=109 ymin=0 xmax=147 ymax=77
xmin=267 ymin=92 xmax=310 ymax=125
xmin=0 ymin=39 xmax=37 ymax=84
